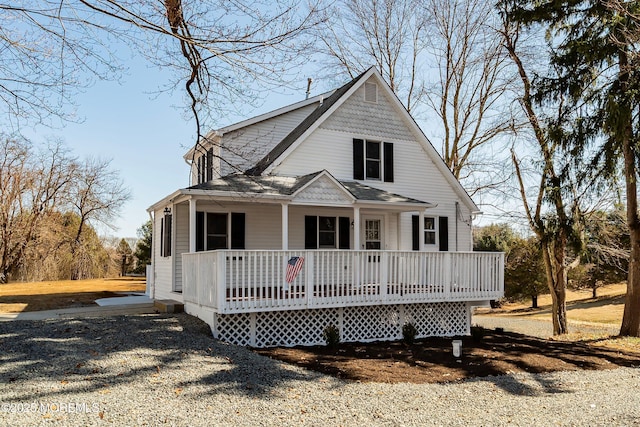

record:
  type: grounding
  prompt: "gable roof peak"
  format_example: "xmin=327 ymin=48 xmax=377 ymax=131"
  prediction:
xmin=246 ymin=68 xmax=378 ymax=176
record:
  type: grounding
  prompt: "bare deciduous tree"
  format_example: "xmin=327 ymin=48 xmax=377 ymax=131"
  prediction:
xmin=498 ymin=10 xmax=620 ymax=335
xmin=66 ymin=157 xmax=131 ymax=279
xmin=0 ymin=138 xmax=76 ymax=282
xmin=315 ymin=0 xmax=514 ymax=198
xmin=0 ymin=1 xmax=122 ymax=128
xmin=316 ymin=0 xmax=427 ymax=112
xmin=423 ymin=0 xmax=515 ymax=193
xmin=0 ymin=136 xmax=130 ymax=282
xmin=3 ymin=1 xmax=323 ymax=166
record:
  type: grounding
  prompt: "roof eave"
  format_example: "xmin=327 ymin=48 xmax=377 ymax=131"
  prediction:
xmin=354 ymin=200 xmax=435 ymax=210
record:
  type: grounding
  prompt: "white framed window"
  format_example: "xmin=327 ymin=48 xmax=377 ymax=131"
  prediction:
xmin=195 ymin=212 xmax=245 ymax=251
xmin=318 ymin=216 xmax=337 ymax=248
xmin=353 ymin=139 xmax=393 ymax=182
xmin=365 ymin=140 xmax=381 ymax=180
xmin=305 ymin=216 xmax=351 ymax=249
xmin=424 ymin=217 xmax=436 ymax=245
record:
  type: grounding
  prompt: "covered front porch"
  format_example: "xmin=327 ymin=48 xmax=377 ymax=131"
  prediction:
xmin=150 ymin=171 xmax=503 ymax=346
xmin=182 ymin=250 xmax=504 ymax=314
xmin=181 ymin=249 xmax=503 ymax=347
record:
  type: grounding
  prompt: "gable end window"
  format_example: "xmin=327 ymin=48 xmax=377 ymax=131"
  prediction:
xmin=353 ymin=139 xmax=394 ymax=182
xmin=364 ymin=82 xmax=378 ymax=103
xmin=196 ymin=148 xmax=214 ymax=184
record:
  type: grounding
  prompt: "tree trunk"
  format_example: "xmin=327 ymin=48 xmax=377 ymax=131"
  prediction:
xmin=542 ymin=240 xmax=568 ymax=335
xmin=619 ymin=119 xmax=640 ymax=335
xmin=619 ymin=48 xmax=640 ymax=337
xmin=531 ymin=294 xmax=538 ymax=308
xmin=620 ymin=234 xmax=640 ymax=336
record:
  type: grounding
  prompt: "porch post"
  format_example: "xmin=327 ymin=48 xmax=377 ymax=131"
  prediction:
xmin=281 ymin=202 xmax=289 ymax=250
xmin=189 ymin=198 xmax=197 ymax=253
xmin=418 ymin=210 xmax=425 ymax=251
xmin=353 ymin=206 xmax=361 ymax=250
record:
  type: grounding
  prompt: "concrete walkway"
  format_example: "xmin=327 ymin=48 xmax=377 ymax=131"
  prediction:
xmin=0 ymin=297 xmax=156 ymax=321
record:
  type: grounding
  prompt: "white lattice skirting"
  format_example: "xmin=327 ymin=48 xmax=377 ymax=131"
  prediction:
xmin=186 ymin=302 xmax=471 ymax=347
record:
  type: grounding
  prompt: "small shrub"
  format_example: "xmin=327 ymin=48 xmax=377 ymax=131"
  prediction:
xmin=402 ymin=322 xmax=417 ymax=345
xmin=323 ymin=324 xmax=340 ymax=348
xmin=470 ymin=325 xmax=485 ymax=340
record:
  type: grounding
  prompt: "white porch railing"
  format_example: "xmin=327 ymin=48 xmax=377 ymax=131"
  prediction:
xmin=182 ymin=250 xmax=504 ymax=314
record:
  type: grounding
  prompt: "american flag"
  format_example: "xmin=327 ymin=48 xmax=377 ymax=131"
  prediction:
xmin=285 ymin=256 xmax=305 ymax=283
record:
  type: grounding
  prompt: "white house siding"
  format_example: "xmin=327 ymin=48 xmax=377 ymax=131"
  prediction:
xmin=288 ymin=205 xmax=354 ymax=249
xmin=151 ymin=207 xmax=180 ymax=302
xmin=293 ymin=175 xmax=353 ymax=205
xmin=189 ymin=141 xmax=222 ymax=185
xmin=193 ymin=201 xmax=283 ymax=250
xmin=272 ymin=84 xmax=474 ymax=251
xmin=219 ymin=103 xmax=318 ymax=176
xmin=173 ymin=203 xmax=190 ymax=292
xmin=320 ymin=76 xmax=415 ymax=142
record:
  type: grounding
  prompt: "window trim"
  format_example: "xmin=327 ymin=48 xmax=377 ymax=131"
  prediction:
xmin=318 ymin=216 xmax=337 ymax=248
xmin=424 ymin=217 xmax=436 ymax=245
xmin=196 ymin=211 xmax=245 ymax=251
xmin=305 ymin=215 xmax=351 ymax=249
xmin=365 ymin=140 xmax=381 ymax=180
xmin=353 ymin=138 xmax=394 ymax=182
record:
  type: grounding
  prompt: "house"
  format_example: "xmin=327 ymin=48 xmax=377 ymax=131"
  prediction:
xmin=147 ymin=67 xmax=504 ymax=347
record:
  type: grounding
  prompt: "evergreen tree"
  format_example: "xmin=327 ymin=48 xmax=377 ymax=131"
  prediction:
xmin=504 ymin=0 xmax=640 ymax=336
xmin=133 ymin=220 xmax=152 ymax=274
xmin=116 ymin=238 xmax=133 ymax=276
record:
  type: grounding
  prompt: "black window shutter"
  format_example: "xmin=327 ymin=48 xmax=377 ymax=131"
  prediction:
xmin=384 ymin=142 xmax=394 ymax=182
xmin=160 ymin=217 xmax=164 ymax=256
xmin=353 ymin=139 xmax=364 ymax=180
xmin=339 ymin=217 xmax=350 ymax=249
xmin=412 ymin=215 xmax=419 ymax=251
xmin=305 ymin=216 xmax=317 ymax=249
xmin=195 ymin=211 xmax=204 ymax=252
xmin=438 ymin=216 xmax=449 ymax=251
xmin=163 ymin=214 xmax=172 ymax=256
xmin=231 ymin=213 xmax=246 ymax=249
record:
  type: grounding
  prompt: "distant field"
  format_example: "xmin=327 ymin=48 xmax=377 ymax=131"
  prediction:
xmin=0 ymin=277 xmax=146 ymax=313
xmin=489 ymin=283 xmax=627 ymax=324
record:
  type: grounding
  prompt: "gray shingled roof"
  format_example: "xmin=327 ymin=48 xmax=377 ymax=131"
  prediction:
xmin=187 ymin=171 xmax=322 ymax=196
xmin=245 ymin=67 xmax=373 ymax=176
xmin=340 ymin=181 xmax=428 ymax=205
xmin=186 ymin=170 xmax=430 ymax=206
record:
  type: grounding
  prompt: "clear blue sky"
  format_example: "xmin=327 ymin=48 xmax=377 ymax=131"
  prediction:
xmin=30 ymin=60 xmax=192 ymax=238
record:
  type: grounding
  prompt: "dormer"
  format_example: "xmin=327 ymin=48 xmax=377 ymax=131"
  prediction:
xmin=184 ymin=132 xmax=222 ymax=185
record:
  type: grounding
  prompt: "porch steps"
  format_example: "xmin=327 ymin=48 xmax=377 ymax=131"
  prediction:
xmin=154 ymin=299 xmax=184 ymax=314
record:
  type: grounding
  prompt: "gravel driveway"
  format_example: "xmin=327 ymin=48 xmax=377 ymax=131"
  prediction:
xmin=1 ymin=313 xmax=639 ymax=426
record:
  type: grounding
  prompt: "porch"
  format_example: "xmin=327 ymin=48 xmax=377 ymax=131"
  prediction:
xmin=182 ymin=250 xmax=504 ymax=314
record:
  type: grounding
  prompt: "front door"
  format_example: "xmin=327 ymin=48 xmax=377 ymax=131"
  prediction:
xmin=363 ymin=216 xmax=383 ymax=250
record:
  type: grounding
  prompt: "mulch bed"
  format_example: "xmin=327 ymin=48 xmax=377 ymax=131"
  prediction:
xmin=254 ymin=330 xmax=640 ymax=383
